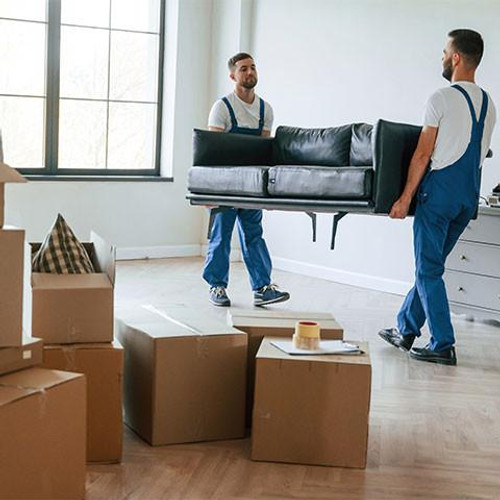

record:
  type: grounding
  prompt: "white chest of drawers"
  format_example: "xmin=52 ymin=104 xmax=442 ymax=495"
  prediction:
xmin=444 ymin=207 xmax=500 ymax=323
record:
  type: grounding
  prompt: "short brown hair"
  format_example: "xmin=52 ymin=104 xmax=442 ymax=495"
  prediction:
xmin=448 ymin=29 xmax=484 ymax=68
xmin=228 ymin=52 xmax=254 ymax=71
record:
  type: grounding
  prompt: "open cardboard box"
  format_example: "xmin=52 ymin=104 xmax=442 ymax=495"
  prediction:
xmin=25 ymin=232 xmax=116 ymax=344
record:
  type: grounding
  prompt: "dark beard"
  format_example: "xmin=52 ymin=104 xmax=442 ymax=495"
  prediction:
xmin=442 ymin=61 xmax=452 ymax=82
xmin=242 ymin=79 xmax=257 ymax=89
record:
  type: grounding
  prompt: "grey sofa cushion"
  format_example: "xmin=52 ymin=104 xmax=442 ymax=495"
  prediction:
xmin=267 ymin=166 xmax=373 ymax=200
xmin=350 ymin=123 xmax=373 ymax=166
xmin=273 ymin=125 xmax=352 ymax=166
xmin=188 ymin=166 xmax=269 ymax=197
xmin=193 ymin=129 xmax=274 ymax=166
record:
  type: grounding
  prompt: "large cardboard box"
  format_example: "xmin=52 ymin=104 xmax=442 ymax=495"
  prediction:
xmin=116 ymin=306 xmax=247 ymax=446
xmin=0 ymin=160 xmax=27 ymax=228
xmin=228 ymin=308 xmax=344 ymax=425
xmin=0 ymin=226 xmax=25 ymax=347
xmin=0 ymin=367 xmax=86 ymax=499
xmin=0 ymin=337 xmax=43 ymax=376
xmin=26 ymin=232 xmax=116 ymax=344
xmin=252 ymin=338 xmax=371 ymax=468
xmin=42 ymin=341 xmax=123 ymax=463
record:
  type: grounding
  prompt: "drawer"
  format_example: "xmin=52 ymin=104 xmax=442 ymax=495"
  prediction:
xmin=461 ymin=214 xmax=500 ymax=246
xmin=445 ymin=270 xmax=500 ymax=311
xmin=447 ymin=241 xmax=500 ymax=278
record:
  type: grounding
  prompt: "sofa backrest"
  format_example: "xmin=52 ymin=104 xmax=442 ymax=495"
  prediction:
xmin=192 ymin=128 xmax=274 ymax=166
xmin=273 ymin=125 xmax=352 ymax=166
xmin=350 ymin=123 xmax=373 ymax=166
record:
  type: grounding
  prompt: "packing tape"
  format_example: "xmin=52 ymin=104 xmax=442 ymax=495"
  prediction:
xmin=294 ymin=321 xmax=321 ymax=338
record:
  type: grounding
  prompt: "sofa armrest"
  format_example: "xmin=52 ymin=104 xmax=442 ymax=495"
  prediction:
xmin=193 ymin=128 xmax=274 ymax=166
xmin=372 ymin=119 xmax=422 ymax=214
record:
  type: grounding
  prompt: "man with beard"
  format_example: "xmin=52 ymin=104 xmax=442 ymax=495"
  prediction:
xmin=379 ymin=29 xmax=496 ymax=365
xmin=203 ymin=52 xmax=290 ymax=307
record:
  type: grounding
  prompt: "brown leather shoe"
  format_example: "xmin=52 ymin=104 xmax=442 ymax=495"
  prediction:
xmin=378 ymin=328 xmax=416 ymax=352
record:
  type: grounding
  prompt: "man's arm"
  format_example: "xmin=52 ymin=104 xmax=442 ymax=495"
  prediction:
xmin=261 ymin=130 xmax=271 ymax=137
xmin=208 ymin=126 xmax=224 ymax=132
xmin=389 ymin=125 xmax=438 ymax=219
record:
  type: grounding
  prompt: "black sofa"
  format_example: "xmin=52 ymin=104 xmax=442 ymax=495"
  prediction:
xmin=187 ymin=120 xmax=422 ymax=248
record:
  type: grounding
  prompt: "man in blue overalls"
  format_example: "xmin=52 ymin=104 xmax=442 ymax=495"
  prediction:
xmin=379 ymin=29 xmax=496 ymax=365
xmin=204 ymin=52 xmax=290 ymax=307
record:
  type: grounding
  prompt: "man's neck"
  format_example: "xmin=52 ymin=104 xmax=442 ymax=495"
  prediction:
xmin=234 ymin=86 xmax=256 ymax=104
xmin=452 ymin=68 xmax=476 ymax=84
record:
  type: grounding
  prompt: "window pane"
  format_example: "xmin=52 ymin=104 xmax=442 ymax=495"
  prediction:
xmin=60 ymin=26 xmax=109 ymax=99
xmin=59 ymin=100 xmax=107 ymax=168
xmin=111 ymin=0 xmax=160 ymax=33
xmin=107 ymin=102 xmax=156 ymax=169
xmin=0 ymin=0 xmax=46 ymax=21
xmin=61 ymin=0 xmax=110 ymax=28
xmin=0 ymin=20 xmax=46 ymax=95
xmin=109 ymin=31 xmax=158 ymax=102
xmin=0 ymin=96 xmax=44 ymax=168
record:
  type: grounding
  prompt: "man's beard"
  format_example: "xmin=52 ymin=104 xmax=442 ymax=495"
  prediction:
xmin=442 ymin=60 xmax=453 ymax=82
xmin=242 ymin=78 xmax=257 ymax=89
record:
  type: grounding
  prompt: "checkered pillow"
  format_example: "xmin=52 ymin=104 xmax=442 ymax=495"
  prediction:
xmin=32 ymin=214 xmax=95 ymax=274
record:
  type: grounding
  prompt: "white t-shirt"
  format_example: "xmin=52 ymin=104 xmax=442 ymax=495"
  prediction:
xmin=208 ymin=92 xmax=274 ymax=133
xmin=423 ymin=81 xmax=496 ymax=170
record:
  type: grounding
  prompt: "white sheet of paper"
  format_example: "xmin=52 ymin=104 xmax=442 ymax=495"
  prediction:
xmin=270 ymin=339 xmax=362 ymax=356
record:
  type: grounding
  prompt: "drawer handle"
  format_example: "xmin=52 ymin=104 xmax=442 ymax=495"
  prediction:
xmin=459 ymin=254 xmax=468 ymax=261
xmin=457 ymin=286 xmax=465 ymax=292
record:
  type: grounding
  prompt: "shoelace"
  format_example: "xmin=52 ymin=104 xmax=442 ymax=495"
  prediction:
xmin=259 ymin=283 xmax=279 ymax=293
xmin=211 ymin=286 xmax=227 ymax=298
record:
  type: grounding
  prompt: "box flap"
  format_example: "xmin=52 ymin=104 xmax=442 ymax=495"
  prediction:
xmin=31 ymin=272 xmax=112 ymax=290
xmin=91 ymin=232 xmax=116 ymax=285
xmin=0 ymin=162 xmax=27 ymax=184
xmin=256 ymin=337 xmax=370 ymax=365
xmin=0 ymin=385 xmax=37 ymax=406
xmin=44 ymin=341 xmax=122 ymax=351
xmin=0 ymin=366 xmax=83 ymax=389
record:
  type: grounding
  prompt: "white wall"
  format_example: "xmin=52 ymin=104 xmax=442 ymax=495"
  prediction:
xmin=249 ymin=0 xmax=500 ymax=294
xmin=5 ymin=0 xmax=213 ymax=256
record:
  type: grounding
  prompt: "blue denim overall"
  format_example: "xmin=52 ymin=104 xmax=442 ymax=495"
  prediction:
xmin=397 ymin=84 xmax=488 ymax=351
xmin=202 ymin=97 xmax=272 ymax=290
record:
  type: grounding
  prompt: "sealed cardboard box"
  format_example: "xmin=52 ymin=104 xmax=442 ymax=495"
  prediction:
xmin=228 ymin=308 xmax=344 ymax=425
xmin=252 ymin=338 xmax=371 ymax=468
xmin=26 ymin=232 xmax=115 ymax=344
xmin=0 ymin=367 xmax=86 ymax=499
xmin=0 ymin=337 xmax=43 ymax=376
xmin=0 ymin=226 xmax=25 ymax=347
xmin=42 ymin=341 xmax=123 ymax=463
xmin=116 ymin=306 xmax=247 ymax=445
xmin=0 ymin=160 xmax=27 ymax=228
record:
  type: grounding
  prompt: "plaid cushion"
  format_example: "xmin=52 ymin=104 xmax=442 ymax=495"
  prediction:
xmin=32 ymin=214 xmax=95 ymax=274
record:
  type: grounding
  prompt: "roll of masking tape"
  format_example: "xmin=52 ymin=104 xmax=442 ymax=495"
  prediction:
xmin=293 ymin=321 xmax=321 ymax=350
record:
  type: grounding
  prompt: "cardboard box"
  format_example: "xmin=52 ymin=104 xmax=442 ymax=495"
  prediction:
xmin=26 ymin=232 xmax=116 ymax=344
xmin=228 ymin=308 xmax=344 ymax=425
xmin=116 ymin=306 xmax=247 ymax=445
xmin=0 ymin=160 xmax=27 ymax=228
xmin=0 ymin=337 xmax=43 ymax=376
xmin=0 ymin=367 xmax=86 ymax=499
xmin=0 ymin=226 xmax=25 ymax=347
xmin=251 ymin=338 xmax=371 ymax=468
xmin=42 ymin=341 xmax=123 ymax=463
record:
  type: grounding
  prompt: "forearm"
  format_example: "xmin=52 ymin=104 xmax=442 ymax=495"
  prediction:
xmin=400 ymin=153 xmax=430 ymax=202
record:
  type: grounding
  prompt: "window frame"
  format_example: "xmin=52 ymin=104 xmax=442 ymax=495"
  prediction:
xmin=3 ymin=0 xmax=166 ymax=179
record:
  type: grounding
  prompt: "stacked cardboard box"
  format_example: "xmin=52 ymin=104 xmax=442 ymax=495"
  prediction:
xmin=251 ymin=338 xmax=372 ymax=468
xmin=116 ymin=306 xmax=247 ymax=446
xmin=228 ymin=308 xmax=344 ymax=425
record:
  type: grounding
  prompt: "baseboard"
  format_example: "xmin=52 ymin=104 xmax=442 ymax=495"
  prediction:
xmin=273 ymin=257 xmax=411 ymax=296
xmin=116 ymin=244 xmax=202 ymax=261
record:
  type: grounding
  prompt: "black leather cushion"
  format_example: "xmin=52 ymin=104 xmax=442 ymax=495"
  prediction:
xmin=273 ymin=125 xmax=352 ymax=167
xmin=188 ymin=166 xmax=269 ymax=197
xmin=193 ymin=129 xmax=274 ymax=166
xmin=267 ymin=166 xmax=373 ymax=200
xmin=350 ymin=123 xmax=373 ymax=166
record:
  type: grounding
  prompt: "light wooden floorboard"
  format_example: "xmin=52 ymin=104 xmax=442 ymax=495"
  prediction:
xmin=86 ymin=257 xmax=500 ymax=500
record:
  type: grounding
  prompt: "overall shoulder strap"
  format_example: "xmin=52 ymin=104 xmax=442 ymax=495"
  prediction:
xmin=222 ymin=97 xmax=238 ymax=129
xmin=452 ymin=84 xmax=478 ymax=124
xmin=258 ymin=98 xmax=265 ymax=130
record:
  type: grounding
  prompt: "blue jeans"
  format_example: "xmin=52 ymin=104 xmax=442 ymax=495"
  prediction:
xmin=203 ymin=208 xmax=272 ymax=291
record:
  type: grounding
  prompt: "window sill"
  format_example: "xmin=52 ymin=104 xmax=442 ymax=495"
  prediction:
xmin=24 ymin=174 xmax=174 ymax=182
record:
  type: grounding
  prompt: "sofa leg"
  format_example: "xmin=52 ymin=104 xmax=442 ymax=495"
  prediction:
xmin=331 ymin=212 xmax=347 ymax=250
xmin=305 ymin=212 xmax=317 ymax=242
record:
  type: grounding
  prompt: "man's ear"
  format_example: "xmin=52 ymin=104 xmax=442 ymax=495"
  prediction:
xmin=229 ymin=71 xmax=236 ymax=82
xmin=452 ymin=52 xmax=461 ymax=66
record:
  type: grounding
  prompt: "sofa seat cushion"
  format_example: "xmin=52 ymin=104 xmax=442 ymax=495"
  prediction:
xmin=188 ymin=166 xmax=269 ymax=197
xmin=267 ymin=166 xmax=374 ymax=200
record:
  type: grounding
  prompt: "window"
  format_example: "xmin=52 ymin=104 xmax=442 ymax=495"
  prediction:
xmin=0 ymin=0 xmax=165 ymax=177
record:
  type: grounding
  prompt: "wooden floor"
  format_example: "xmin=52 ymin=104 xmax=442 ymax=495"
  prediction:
xmin=86 ymin=257 xmax=500 ymax=500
